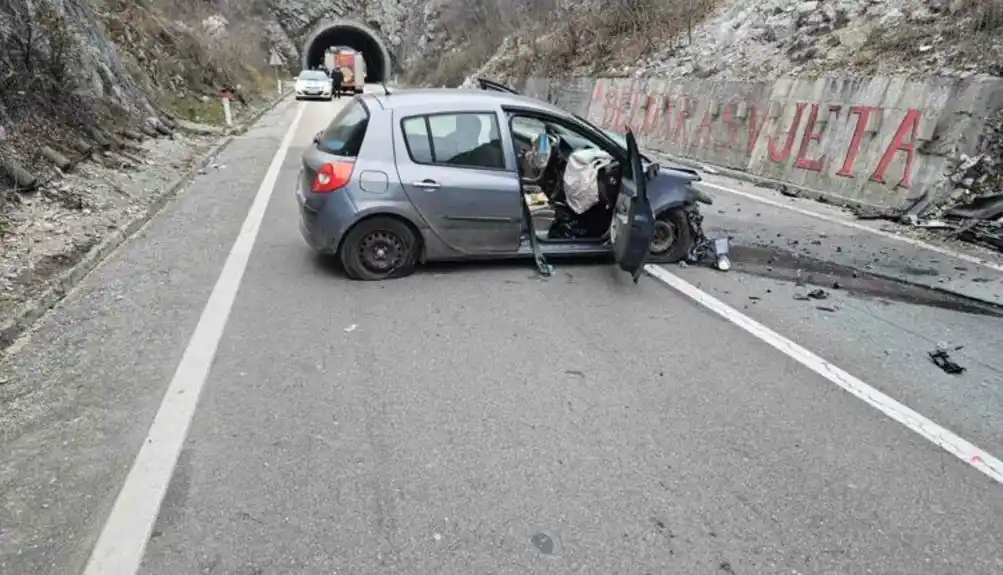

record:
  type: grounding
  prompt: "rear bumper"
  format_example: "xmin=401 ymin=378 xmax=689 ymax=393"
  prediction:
xmin=297 ymin=184 xmax=359 ymax=254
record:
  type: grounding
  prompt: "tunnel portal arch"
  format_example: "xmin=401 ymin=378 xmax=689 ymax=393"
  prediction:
xmin=301 ymin=19 xmax=391 ymax=83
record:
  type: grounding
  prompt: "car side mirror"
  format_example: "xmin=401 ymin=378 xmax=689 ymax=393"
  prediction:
xmin=645 ymin=162 xmax=659 ymax=181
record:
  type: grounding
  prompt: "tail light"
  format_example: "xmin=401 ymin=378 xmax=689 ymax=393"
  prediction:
xmin=312 ymin=161 xmax=354 ymax=193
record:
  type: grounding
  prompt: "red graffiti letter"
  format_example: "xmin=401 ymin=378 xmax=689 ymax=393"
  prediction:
xmin=693 ymin=106 xmax=716 ymax=149
xmin=624 ymin=90 xmax=642 ymax=132
xmin=768 ymin=102 xmax=807 ymax=163
xmin=640 ymin=94 xmax=658 ymax=135
xmin=721 ymin=102 xmax=742 ymax=150
xmin=601 ymin=89 xmax=619 ymax=128
xmin=671 ymin=98 xmax=692 ymax=145
xmin=587 ymin=81 xmax=607 ymax=125
xmin=614 ymin=88 xmax=640 ymax=131
xmin=610 ymin=90 xmax=626 ymax=131
xmin=870 ymin=109 xmax=921 ymax=188
xmin=795 ymin=104 xmax=827 ymax=172
xmin=836 ymin=106 xmax=878 ymax=178
xmin=592 ymin=81 xmax=605 ymax=103
xmin=747 ymin=104 xmax=770 ymax=152
xmin=658 ymin=97 xmax=674 ymax=141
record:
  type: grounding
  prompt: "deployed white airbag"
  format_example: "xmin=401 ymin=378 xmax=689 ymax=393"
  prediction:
xmin=563 ymin=148 xmax=613 ymax=214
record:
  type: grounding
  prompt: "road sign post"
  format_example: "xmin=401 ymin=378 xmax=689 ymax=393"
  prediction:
xmin=269 ymin=50 xmax=284 ymax=96
xmin=220 ymin=88 xmax=233 ymax=126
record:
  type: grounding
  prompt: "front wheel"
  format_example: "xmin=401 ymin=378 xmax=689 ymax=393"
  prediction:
xmin=339 ymin=217 xmax=419 ymax=281
xmin=647 ymin=208 xmax=694 ymax=263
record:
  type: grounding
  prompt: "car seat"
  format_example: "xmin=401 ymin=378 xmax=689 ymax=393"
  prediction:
xmin=445 ymin=115 xmax=504 ymax=168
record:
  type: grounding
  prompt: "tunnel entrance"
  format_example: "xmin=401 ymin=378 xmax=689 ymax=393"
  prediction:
xmin=302 ymin=21 xmax=390 ymax=83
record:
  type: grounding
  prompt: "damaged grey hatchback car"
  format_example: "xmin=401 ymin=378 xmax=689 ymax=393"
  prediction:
xmin=296 ymin=78 xmax=711 ymax=281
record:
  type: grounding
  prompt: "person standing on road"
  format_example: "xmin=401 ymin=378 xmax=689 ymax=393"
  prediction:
xmin=330 ymin=67 xmax=344 ymax=99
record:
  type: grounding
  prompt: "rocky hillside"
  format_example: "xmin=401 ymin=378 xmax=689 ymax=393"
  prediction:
xmin=468 ymin=0 xmax=1003 ymax=83
xmin=0 ymin=0 xmax=437 ymax=189
xmin=0 ymin=0 xmax=279 ymax=185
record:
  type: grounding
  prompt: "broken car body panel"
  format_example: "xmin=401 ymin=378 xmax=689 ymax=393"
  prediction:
xmin=611 ymin=130 xmax=656 ymax=282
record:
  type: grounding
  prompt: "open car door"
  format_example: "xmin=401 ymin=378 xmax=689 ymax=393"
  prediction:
xmin=477 ymin=78 xmax=519 ymax=94
xmin=610 ymin=130 xmax=656 ymax=282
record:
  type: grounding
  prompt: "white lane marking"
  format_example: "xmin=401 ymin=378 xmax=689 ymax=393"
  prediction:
xmin=699 ymin=180 xmax=1003 ymax=274
xmin=82 ymin=102 xmax=306 ymax=575
xmin=643 ymin=263 xmax=1003 ymax=485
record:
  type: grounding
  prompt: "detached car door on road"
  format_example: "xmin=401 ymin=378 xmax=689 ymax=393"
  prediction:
xmin=393 ymin=109 xmax=523 ymax=255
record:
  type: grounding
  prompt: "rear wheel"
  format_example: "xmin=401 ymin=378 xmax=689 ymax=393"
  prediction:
xmin=339 ymin=217 xmax=419 ymax=281
xmin=647 ymin=208 xmax=694 ymax=263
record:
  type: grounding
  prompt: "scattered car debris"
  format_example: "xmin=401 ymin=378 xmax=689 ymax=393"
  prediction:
xmin=687 ymin=234 xmax=732 ymax=272
xmin=778 ymin=185 xmax=801 ymax=198
xmin=712 ymin=237 xmax=731 ymax=271
xmin=816 ymin=305 xmax=838 ymax=312
xmin=851 ymin=145 xmax=1003 ymax=252
xmin=929 ymin=348 xmax=966 ymax=374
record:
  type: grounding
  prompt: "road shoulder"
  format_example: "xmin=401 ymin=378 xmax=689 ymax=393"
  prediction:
xmin=0 ymin=98 xmax=300 ymax=575
xmin=0 ymin=92 xmax=292 ymax=354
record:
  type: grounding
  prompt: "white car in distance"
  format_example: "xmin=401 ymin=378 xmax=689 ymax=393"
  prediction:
xmin=295 ymin=70 xmax=333 ymax=101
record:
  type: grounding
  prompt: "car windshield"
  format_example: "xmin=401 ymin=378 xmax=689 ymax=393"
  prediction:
xmin=572 ymin=114 xmax=653 ymax=163
xmin=299 ymin=71 xmax=328 ymax=81
xmin=510 ymin=115 xmax=626 ymax=156
xmin=602 ymin=129 xmax=628 ymax=149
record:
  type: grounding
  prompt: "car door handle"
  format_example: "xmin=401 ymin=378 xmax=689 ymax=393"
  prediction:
xmin=412 ymin=179 xmax=440 ymax=189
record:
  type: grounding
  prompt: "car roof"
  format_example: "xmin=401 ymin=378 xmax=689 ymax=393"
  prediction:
xmin=366 ymin=88 xmax=570 ymax=116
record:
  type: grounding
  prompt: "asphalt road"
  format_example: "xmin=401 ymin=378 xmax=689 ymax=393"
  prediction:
xmin=2 ymin=90 xmax=1003 ymax=575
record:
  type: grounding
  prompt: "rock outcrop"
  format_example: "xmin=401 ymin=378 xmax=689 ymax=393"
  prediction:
xmin=0 ymin=0 xmax=439 ymax=182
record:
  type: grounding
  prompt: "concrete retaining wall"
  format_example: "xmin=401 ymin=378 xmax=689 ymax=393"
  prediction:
xmin=522 ymin=74 xmax=1003 ymax=211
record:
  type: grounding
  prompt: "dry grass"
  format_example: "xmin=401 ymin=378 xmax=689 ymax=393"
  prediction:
xmin=0 ymin=0 xmax=111 ymax=198
xmin=532 ymin=0 xmax=720 ymax=75
xmin=0 ymin=0 xmax=277 ymax=218
xmin=406 ymin=50 xmax=484 ymax=87
xmin=959 ymin=0 xmax=1003 ymax=32
xmin=405 ymin=0 xmax=721 ymax=85
xmin=403 ymin=0 xmax=514 ymax=86
xmin=0 ymin=6 xmax=101 ymax=121
xmin=103 ymin=0 xmax=273 ymax=105
xmin=856 ymin=0 xmax=1003 ymax=77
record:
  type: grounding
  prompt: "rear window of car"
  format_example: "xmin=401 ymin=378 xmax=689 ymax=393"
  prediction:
xmin=317 ymin=100 xmax=369 ymax=156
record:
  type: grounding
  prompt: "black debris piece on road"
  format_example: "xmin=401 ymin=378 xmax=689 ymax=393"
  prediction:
xmin=930 ymin=349 xmax=967 ymax=375
xmin=794 ymin=288 xmax=829 ymax=301
xmin=756 ymin=180 xmax=802 ymax=199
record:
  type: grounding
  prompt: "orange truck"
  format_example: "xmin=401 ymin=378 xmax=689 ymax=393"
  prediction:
xmin=324 ymin=49 xmax=366 ymax=94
